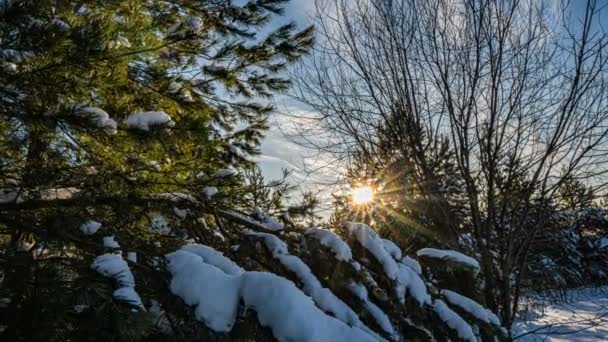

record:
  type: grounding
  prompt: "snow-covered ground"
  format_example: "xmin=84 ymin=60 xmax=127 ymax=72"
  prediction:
xmin=512 ymin=286 xmax=608 ymax=341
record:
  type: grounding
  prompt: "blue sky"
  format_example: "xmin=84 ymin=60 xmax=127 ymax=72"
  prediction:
xmin=285 ymin=0 xmax=316 ymax=24
xmin=254 ymin=0 xmax=341 ymax=215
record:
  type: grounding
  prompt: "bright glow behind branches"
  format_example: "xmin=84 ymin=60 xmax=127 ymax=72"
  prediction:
xmin=351 ymin=186 xmax=374 ymax=205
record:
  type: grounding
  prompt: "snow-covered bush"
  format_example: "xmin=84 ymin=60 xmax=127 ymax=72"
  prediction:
xmin=525 ymin=206 xmax=608 ymax=292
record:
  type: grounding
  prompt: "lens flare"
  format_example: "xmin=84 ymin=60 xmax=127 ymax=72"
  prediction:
xmin=351 ymin=186 xmax=374 ymax=205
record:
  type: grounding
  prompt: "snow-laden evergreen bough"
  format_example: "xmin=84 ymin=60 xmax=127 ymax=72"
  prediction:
xmin=148 ymin=216 xmax=506 ymax=341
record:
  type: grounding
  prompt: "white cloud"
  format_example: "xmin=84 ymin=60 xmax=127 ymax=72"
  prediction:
xmin=256 ymin=104 xmax=345 ymax=219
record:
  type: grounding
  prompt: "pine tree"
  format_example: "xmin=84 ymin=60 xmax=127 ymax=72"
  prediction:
xmin=329 ymin=120 xmax=467 ymax=251
xmin=557 ymin=174 xmax=595 ymax=211
xmin=0 ymin=0 xmax=312 ymax=340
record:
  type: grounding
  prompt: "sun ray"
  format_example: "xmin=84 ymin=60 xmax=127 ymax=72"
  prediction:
xmin=351 ymin=186 xmax=374 ymax=205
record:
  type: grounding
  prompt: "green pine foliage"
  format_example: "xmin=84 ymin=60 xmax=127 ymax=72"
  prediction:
xmin=0 ymin=0 xmax=312 ymax=340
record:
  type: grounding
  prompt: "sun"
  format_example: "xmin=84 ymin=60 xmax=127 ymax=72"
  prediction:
xmin=351 ymin=185 xmax=374 ymax=205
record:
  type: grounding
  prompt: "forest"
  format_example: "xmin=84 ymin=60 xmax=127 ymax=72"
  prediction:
xmin=0 ymin=0 xmax=607 ymax=341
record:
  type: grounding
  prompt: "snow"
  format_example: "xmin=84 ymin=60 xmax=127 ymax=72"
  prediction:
xmin=80 ymin=220 xmax=102 ymax=235
xmin=395 ymin=262 xmax=432 ymax=306
xmin=76 ymin=107 xmax=117 ymax=133
xmin=345 ymin=222 xmax=399 ymax=279
xmin=226 ymin=208 xmax=283 ymax=232
xmin=365 ymin=302 xmax=396 ymax=339
xmin=0 ymin=188 xmax=24 ymax=203
xmin=50 ymin=18 xmax=70 ymax=32
xmin=165 ymin=247 xmax=378 ymax=341
xmin=148 ymin=160 xmax=161 ymax=171
xmin=213 ymin=168 xmax=238 ymax=178
xmin=305 ymin=228 xmax=352 ymax=262
xmin=275 ymin=253 xmax=372 ymax=334
xmin=126 ymin=252 xmax=137 ymax=263
xmin=348 ymin=282 xmax=369 ymax=301
xmin=97 ymin=253 xmax=135 ymax=286
xmin=441 ymin=289 xmax=501 ymax=326
xmin=173 ymin=207 xmax=188 ymax=219
xmin=213 ymin=230 xmax=225 ymax=241
xmin=91 ymin=253 xmax=143 ymax=309
xmin=243 ymin=230 xmax=288 ymax=255
xmin=114 ymin=35 xmax=131 ymax=48
xmin=202 ymin=186 xmax=218 ymax=199
xmin=0 ymin=48 xmax=30 ymax=63
xmin=344 ymin=222 xmax=430 ymax=306
xmin=253 ymin=208 xmax=284 ymax=231
xmin=166 ymin=22 xmax=182 ymax=36
xmin=229 ymin=144 xmax=249 ymax=160
xmin=73 ymin=304 xmax=88 ymax=313
xmin=126 ymin=111 xmax=174 ymax=131
xmin=433 ymin=299 xmax=476 ymax=342
xmin=181 ymin=244 xmax=244 ymax=276
xmin=166 ymin=250 xmax=240 ymax=332
xmin=112 ymin=14 xmax=126 ymax=24
xmin=417 ymin=248 xmax=480 ymax=273
xmin=186 ymin=16 xmax=202 ymax=32
xmin=249 ymin=230 xmax=380 ymax=339
xmin=167 ymin=81 xmax=181 ymax=94
xmin=241 ymin=272 xmax=377 ymax=342
xmin=102 ymin=236 xmax=120 ymax=249
xmin=348 ymin=282 xmax=396 ymax=338
xmin=401 ymin=255 xmax=422 ymax=275
xmin=219 ymin=209 xmax=272 ymax=231
xmin=512 ymin=286 xmax=608 ymax=341
xmin=381 ymin=239 xmax=402 ymax=260
xmin=113 ymin=287 xmax=141 ymax=305
xmin=166 ymin=16 xmax=202 ymax=37
xmin=150 ymin=213 xmax=171 ymax=235
xmin=1 ymin=61 xmax=16 ymax=73
xmin=598 ymin=237 xmax=608 ymax=249
xmin=39 ymin=187 xmax=78 ymax=200
xmin=179 ymin=89 xmax=194 ymax=102
xmin=156 ymin=192 xmax=197 ymax=203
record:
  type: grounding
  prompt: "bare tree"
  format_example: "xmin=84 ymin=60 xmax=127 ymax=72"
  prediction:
xmin=292 ymin=0 xmax=608 ymax=330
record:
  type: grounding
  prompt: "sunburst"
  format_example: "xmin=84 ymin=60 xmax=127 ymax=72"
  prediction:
xmin=351 ymin=185 xmax=374 ymax=205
